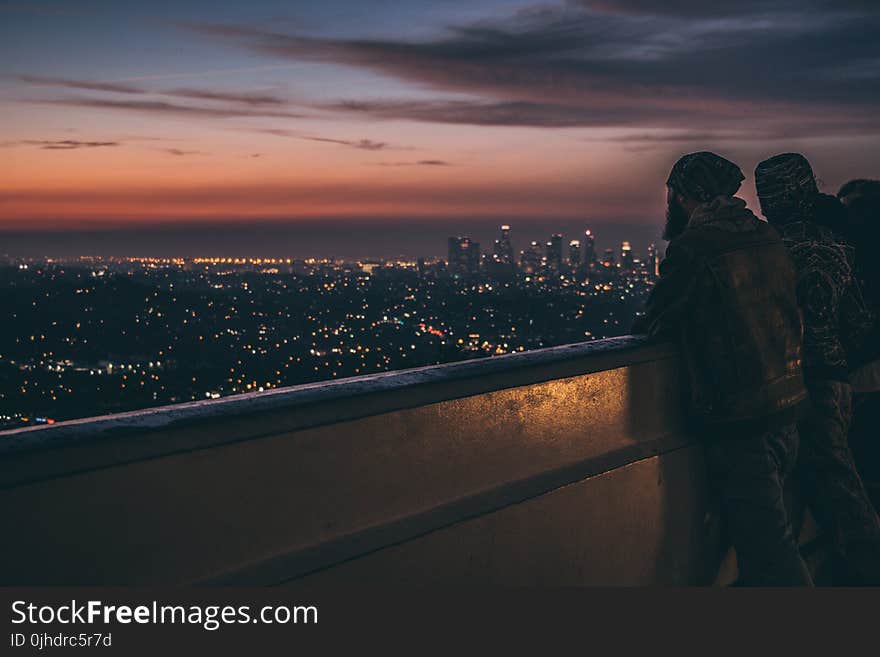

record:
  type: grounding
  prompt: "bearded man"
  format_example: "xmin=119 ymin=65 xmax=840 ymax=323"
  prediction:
xmin=634 ymin=151 xmax=811 ymax=586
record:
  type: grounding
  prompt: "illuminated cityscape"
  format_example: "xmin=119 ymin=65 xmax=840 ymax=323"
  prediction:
xmin=1 ymin=225 xmax=658 ymax=429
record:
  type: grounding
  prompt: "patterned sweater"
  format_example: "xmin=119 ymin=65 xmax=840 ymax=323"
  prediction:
xmin=780 ymin=220 xmax=873 ymax=381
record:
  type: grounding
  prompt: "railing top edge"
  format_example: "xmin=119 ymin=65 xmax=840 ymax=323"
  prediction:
xmin=0 ymin=335 xmax=673 ymax=458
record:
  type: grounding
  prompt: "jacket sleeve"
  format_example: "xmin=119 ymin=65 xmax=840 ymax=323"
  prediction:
xmin=795 ymin=264 xmax=848 ymax=374
xmin=839 ymin=263 xmax=874 ymax=367
xmin=788 ymin=237 xmax=859 ymax=376
xmin=632 ymin=240 xmax=697 ymax=340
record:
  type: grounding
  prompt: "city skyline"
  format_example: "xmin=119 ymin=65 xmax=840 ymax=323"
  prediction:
xmin=3 ymin=224 xmax=657 ymax=272
xmin=3 ymin=0 xmax=880 ymax=251
xmin=1 ymin=217 xmax=664 ymax=260
xmin=1 ymin=226 xmax=657 ymax=429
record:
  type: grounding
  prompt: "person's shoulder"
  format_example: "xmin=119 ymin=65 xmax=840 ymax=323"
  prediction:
xmin=667 ymin=224 xmax=723 ymax=262
xmin=675 ymin=212 xmax=774 ymax=253
xmin=664 ymin=232 xmax=698 ymax=258
xmin=750 ymin=216 xmax=783 ymax=242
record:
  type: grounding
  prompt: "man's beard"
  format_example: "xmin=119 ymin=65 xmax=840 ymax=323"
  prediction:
xmin=664 ymin=198 xmax=690 ymax=241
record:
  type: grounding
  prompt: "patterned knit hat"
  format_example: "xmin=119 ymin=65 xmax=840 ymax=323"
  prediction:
xmin=755 ymin=153 xmax=819 ymax=223
xmin=838 ymin=178 xmax=880 ymax=205
xmin=666 ymin=151 xmax=745 ymax=202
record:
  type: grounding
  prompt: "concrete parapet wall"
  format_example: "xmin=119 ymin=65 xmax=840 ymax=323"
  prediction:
xmin=0 ymin=337 xmax=722 ymax=585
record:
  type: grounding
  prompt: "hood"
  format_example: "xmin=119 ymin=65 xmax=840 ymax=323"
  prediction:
xmin=688 ymin=195 xmax=760 ymax=233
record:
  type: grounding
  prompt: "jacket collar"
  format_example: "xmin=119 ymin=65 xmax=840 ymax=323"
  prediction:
xmin=687 ymin=196 xmax=759 ymax=233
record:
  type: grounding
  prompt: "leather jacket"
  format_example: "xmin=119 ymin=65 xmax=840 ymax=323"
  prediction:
xmin=634 ymin=196 xmax=807 ymax=429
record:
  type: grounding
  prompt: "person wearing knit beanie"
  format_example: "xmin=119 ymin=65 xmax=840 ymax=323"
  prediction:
xmin=756 ymin=153 xmax=880 ymax=585
xmin=635 ymin=152 xmax=812 ymax=585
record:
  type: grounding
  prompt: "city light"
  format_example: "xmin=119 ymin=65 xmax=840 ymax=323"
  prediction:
xmin=0 ymin=227 xmax=657 ymax=430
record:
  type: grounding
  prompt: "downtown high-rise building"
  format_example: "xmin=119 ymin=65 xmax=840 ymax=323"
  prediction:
xmin=602 ymin=248 xmax=615 ymax=268
xmin=620 ymin=241 xmax=633 ymax=272
xmin=546 ymin=233 xmax=563 ymax=272
xmin=583 ymin=229 xmax=597 ymax=268
xmin=447 ymin=236 xmax=480 ymax=275
xmin=520 ymin=240 xmax=542 ymax=274
xmin=647 ymin=243 xmax=660 ymax=278
xmin=490 ymin=224 xmax=516 ymax=277
xmin=493 ymin=224 xmax=515 ymax=266
xmin=569 ymin=239 xmax=582 ymax=270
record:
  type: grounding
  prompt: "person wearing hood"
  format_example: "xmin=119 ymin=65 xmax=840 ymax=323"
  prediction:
xmin=634 ymin=151 xmax=811 ymax=586
xmin=838 ymin=179 xmax=880 ymax=511
xmin=755 ymin=153 xmax=880 ymax=585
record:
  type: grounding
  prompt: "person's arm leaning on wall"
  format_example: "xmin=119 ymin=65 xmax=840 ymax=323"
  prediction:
xmin=632 ymin=240 xmax=697 ymax=340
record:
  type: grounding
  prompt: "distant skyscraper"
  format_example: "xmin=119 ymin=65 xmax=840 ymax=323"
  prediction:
xmin=447 ymin=236 xmax=480 ymax=274
xmin=602 ymin=248 xmax=615 ymax=268
xmin=520 ymin=240 xmax=542 ymax=274
xmin=447 ymin=237 xmax=458 ymax=269
xmin=647 ymin=243 xmax=659 ymax=278
xmin=621 ymin=241 xmax=633 ymax=271
xmin=547 ymin=233 xmax=563 ymax=272
xmin=493 ymin=224 xmax=515 ymax=267
xmin=583 ymin=229 xmax=597 ymax=268
xmin=569 ymin=239 xmax=581 ymax=270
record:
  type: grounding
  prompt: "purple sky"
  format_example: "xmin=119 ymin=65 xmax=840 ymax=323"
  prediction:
xmin=2 ymin=0 xmax=879 ymax=256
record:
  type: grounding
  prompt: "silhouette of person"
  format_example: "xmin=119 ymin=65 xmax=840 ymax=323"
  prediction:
xmin=756 ymin=154 xmax=880 ymax=585
xmin=837 ymin=180 xmax=880 ymax=511
xmin=634 ymin=151 xmax=812 ymax=586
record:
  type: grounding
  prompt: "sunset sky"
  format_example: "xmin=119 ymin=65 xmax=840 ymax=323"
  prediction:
xmin=2 ymin=0 xmax=880 ymax=256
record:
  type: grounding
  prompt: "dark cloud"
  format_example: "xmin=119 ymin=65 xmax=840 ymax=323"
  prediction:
xmin=13 ymin=76 xmax=293 ymax=110
xmin=117 ymin=135 xmax=176 ymax=142
xmin=32 ymin=97 xmax=309 ymax=119
xmin=192 ymin=2 xmax=880 ymax=135
xmin=378 ymin=160 xmax=452 ymax=166
xmin=163 ymin=88 xmax=287 ymax=106
xmin=3 ymin=139 xmax=120 ymax=150
xmin=320 ymin=98 xmax=879 ymax=138
xmin=257 ymin=129 xmax=401 ymax=151
xmin=301 ymin=136 xmax=387 ymax=151
xmin=163 ymin=148 xmax=204 ymax=156
xmin=257 ymin=128 xmax=297 ymax=137
xmin=597 ymin=131 xmax=744 ymax=143
xmin=320 ymin=98 xmax=698 ymax=128
xmin=14 ymin=75 xmax=143 ymax=94
xmin=596 ymin=130 xmax=762 ymax=153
